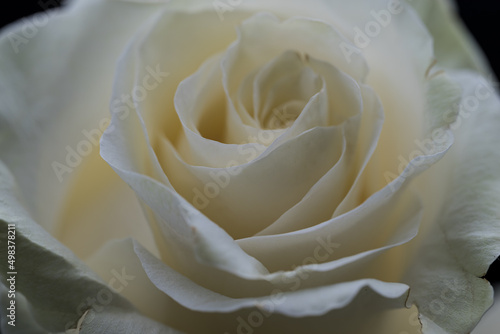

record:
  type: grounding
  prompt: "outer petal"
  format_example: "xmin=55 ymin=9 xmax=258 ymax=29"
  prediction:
xmin=83 ymin=238 xmax=414 ymax=334
xmin=472 ymin=291 xmax=500 ymax=334
xmin=405 ymin=0 xmax=491 ymax=74
xmin=133 ymin=240 xmax=409 ymax=315
xmin=405 ymin=71 xmax=500 ymax=333
xmin=0 ymin=162 xmax=178 ymax=334
xmin=0 ymin=0 xmax=166 ymax=249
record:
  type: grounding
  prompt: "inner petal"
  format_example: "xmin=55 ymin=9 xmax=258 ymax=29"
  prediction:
xmin=257 ymin=84 xmax=384 ymax=236
xmin=263 ymin=100 xmax=307 ymax=129
xmin=172 ymin=50 xmax=332 ymax=168
xmin=222 ymin=13 xmax=367 ymax=108
xmin=251 ymin=51 xmax=322 ymax=129
xmin=160 ymin=47 xmax=366 ymax=238
xmin=173 ymin=54 xmax=271 ymax=167
xmin=157 ymin=125 xmax=344 ymax=238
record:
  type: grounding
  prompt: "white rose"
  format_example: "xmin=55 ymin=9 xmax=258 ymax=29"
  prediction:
xmin=1 ymin=0 xmax=499 ymax=333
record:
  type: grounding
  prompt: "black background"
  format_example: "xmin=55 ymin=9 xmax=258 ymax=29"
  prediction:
xmin=1 ymin=1 xmax=499 ymax=285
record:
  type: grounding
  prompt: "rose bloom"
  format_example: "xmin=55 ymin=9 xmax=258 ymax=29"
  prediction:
xmin=1 ymin=0 xmax=500 ymax=333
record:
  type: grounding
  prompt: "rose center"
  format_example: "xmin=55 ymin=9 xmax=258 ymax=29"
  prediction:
xmin=249 ymin=51 xmax=323 ymax=131
xmin=262 ymin=99 xmax=307 ymax=129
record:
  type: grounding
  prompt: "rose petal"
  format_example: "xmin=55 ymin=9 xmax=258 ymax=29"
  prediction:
xmin=258 ymin=84 xmax=383 ymax=235
xmin=55 ymin=147 xmax=159 ymax=260
xmin=172 ymin=52 xmax=283 ymax=167
xmin=158 ymin=125 xmax=344 ymax=238
xmin=133 ymin=240 xmax=409 ymax=316
xmin=126 ymin=9 xmax=250 ymax=150
xmin=0 ymin=0 xmax=166 ymax=234
xmin=160 ymin=49 xmax=365 ymax=237
xmin=471 ymin=291 xmax=500 ymax=334
xmin=252 ymin=52 xmax=322 ymax=129
xmin=0 ymin=162 xmax=171 ymax=334
xmin=85 ymin=239 xmax=413 ymax=333
xmin=86 ymin=239 xmax=181 ymax=328
xmin=404 ymin=71 xmax=500 ymax=334
xmin=102 ymin=118 xmax=271 ymax=277
xmin=222 ymin=13 xmax=367 ymax=103
xmin=405 ymin=0 xmax=490 ymax=74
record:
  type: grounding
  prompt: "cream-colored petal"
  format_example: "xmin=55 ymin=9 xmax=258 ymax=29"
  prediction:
xmin=357 ymin=9 xmax=435 ymax=197
xmin=172 ymin=52 xmax=276 ymax=167
xmin=259 ymin=84 xmax=382 ymax=235
xmin=55 ymin=141 xmax=158 ymax=261
xmin=222 ymin=13 xmax=367 ymax=108
xmin=135 ymin=241 xmax=409 ymax=315
xmin=82 ymin=238 xmax=414 ymax=334
xmin=158 ymin=125 xmax=344 ymax=238
xmin=174 ymin=52 xmax=261 ymax=146
xmin=252 ymin=51 xmax=322 ymax=127
xmin=0 ymin=162 xmax=169 ymax=334
xmin=0 ymin=0 xmax=167 ymax=234
xmin=102 ymin=114 xmax=270 ymax=277
xmin=231 ymin=119 xmax=452 ymax=290
xmin=238 ymin=178 xmax=422 ymax=273
xmin=86 ymin=239 xmax=178 ymax=326
xmin=161 ymin=49 xmax=366 ymax=237
xmin=128 ymin=9 xmax=250 ymax=149
xmin=266 ymin=54 xmax=364 ymax=151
